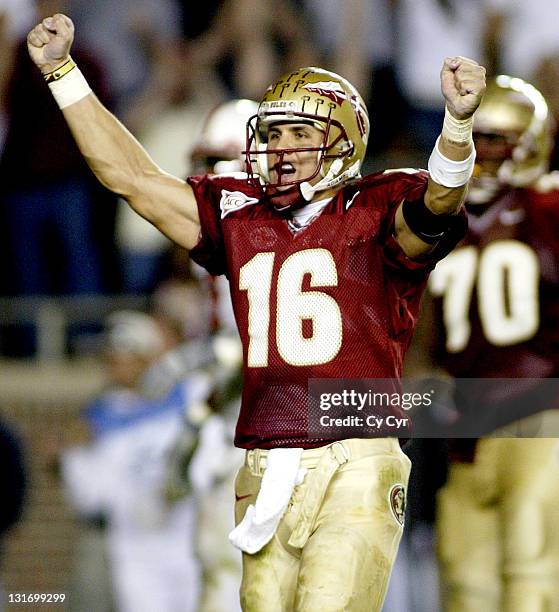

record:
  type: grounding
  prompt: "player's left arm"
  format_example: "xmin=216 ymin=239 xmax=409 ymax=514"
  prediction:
xmin=395 ymin=57 xmax=486 ymax=258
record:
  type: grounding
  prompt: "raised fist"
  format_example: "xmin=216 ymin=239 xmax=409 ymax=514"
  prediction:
xmin=27 ymin=13 xmax=74 ymax=74
xmin=441 ymin=56 xmax=486 ymax=120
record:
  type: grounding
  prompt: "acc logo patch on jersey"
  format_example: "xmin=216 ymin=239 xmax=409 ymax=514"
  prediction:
xmin=389 ymin=484 xmax=406 ymax=526
xmin=220 ymin=189 xmax=259 ymax=219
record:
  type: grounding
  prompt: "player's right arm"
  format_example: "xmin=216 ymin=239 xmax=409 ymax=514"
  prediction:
xmin=27 ymin=14 xmax=201 ymax=250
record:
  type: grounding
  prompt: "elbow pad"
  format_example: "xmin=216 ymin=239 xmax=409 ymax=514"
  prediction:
xmin=402 ymin=197 xmax=466 ymax=244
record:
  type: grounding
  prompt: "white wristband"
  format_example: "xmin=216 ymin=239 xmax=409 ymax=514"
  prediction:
xmin=48 ymin=66 xmax=92 ymax=109
xmin=442 ymin=106 xmax=473 ymax=144
xmin=428 ymin=136 xmax=476 ymax=188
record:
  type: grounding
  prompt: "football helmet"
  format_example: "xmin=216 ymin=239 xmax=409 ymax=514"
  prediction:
xmin=469 ymin=75 xmax=553 ymax=204
xmin=105 ymin=310 xmax=165 ymax=358
xmin=190 ymin=99 xmax=259 ymax=174
xmin=245 ymin=67 xmax=370 ymax=210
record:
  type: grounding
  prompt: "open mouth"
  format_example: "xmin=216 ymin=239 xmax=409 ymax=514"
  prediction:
xmin=273 ymin=162 xmax=296 ymax=177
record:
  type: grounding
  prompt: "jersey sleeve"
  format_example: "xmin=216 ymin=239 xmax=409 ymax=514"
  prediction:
xmin=379 ymin=170 xmax=467 ymax=272
xmin=378 ymin=170 xmax=432 ymax=272
xmin=187 ymin=174 xmax=228 ymax=276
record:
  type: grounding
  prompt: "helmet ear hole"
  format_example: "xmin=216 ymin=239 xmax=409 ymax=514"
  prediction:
xmin=335 ymin=139 xmax=353 ymax=156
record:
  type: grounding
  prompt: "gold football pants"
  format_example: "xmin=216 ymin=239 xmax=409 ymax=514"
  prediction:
xmin=234 ymin=438 xmax=411 ymax=612
xmin=437 ymin=435 xmax=559 ymax=612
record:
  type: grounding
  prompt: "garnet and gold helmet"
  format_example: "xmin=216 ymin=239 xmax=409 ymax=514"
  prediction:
xmin=469 ymin=75 xmax=553 ymax=203
xmin=245 ymin=67 xmax=370 ymax=203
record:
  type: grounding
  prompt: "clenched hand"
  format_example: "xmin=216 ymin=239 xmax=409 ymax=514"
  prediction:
xmin=441 ymin=56 xmax=486 ymax=120
xmin=27 ymin=13 xmax=74 ymax=74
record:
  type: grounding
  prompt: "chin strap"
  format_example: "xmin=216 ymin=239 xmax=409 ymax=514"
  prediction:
xmin=261 ymin=155 xmax=366 ymax=215
xmin=262 ymin=184 xmax=307 ymax=214
xmin=498 ymin=158 xmax=547 ymax=187
xmin=265 ymin=159 xmax=354 ymax=213
xmin=299 ymin=159 xmax=344 ymax=201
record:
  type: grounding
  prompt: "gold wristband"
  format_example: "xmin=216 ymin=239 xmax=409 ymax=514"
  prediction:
xmin=43 ymin=58 xmax=76 ymax=84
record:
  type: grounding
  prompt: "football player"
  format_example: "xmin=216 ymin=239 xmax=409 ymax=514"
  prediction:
xmin=27 ymin=13 xmax=485 ymax=611
xmin=426 ymin=76 xmax=559 ymax=611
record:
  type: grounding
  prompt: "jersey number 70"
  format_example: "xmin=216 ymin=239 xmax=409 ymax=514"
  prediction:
xmin=429 ymin=240 xmax=540 ymax=352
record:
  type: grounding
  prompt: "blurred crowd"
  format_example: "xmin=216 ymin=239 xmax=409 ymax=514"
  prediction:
xmin=2 ymin=0 xmax=559 ymax=358
xmin=2 ymin=1 xmax=559 ymax=611
xmin=0 ymin=0 xmax=556 ymax=350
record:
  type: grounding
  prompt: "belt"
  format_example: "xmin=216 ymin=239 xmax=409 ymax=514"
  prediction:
xmin=245 ymin=438 xmax=401 ymax=549
xmin=245 ymin=438 xmax=400 ymax=475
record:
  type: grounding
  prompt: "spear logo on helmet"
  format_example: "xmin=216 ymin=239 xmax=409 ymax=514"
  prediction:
xmin=302 ymin=81 xmax=348 ymax=106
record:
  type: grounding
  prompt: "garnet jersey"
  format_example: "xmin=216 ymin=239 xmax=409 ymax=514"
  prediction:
xmin=189 ymin=171 xmax=459 ymax=449
xmin=429 ymin=181 xmax=559 ymax=427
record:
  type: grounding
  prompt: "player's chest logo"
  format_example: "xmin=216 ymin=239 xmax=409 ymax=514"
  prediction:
xmin=345 ymin=190 xmax=361 ymax=211
xmin=220 ymin=189 xmax=259 ymax=218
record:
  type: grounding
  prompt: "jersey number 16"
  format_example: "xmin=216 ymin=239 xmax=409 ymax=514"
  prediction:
xmin=239 ymin=248 xmax=343 ymax=367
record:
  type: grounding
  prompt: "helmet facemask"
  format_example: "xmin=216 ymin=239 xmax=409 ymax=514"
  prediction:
xmin=469 ymin=130 xmax=520 ymax=204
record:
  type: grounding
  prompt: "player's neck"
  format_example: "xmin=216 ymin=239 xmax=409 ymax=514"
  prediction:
xmin=290 ymin=196 xmax=332 ymax=226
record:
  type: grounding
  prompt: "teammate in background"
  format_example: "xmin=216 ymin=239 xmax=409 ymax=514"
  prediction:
xmin=425 ymin=77 xmax=559 ymax=611
xmin=161 ymin=99 xmax=257 ymax=612
xmin=61 ymin=310 xmax=207 ymax=612
xmin=27 ymin=13 xmax=485 ymax=611
xmin=188 ymin=98 xmax=257 ymax=612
